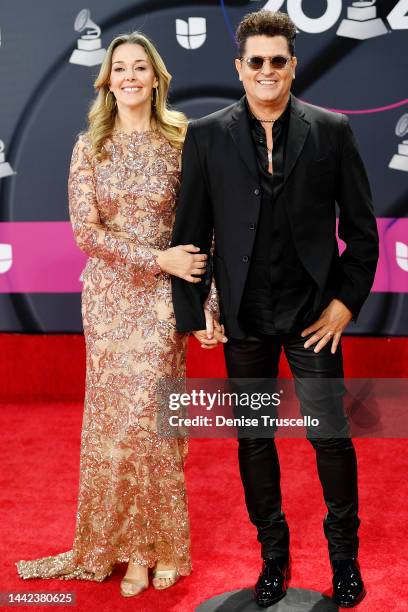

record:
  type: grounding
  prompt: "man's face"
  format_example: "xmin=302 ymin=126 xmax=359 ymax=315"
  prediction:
xmin=235 ymin=35 xmax=297 ymax=107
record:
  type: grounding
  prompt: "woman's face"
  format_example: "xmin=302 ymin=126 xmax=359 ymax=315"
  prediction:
xmin=109 ymin=43 xmax=158 ymax=111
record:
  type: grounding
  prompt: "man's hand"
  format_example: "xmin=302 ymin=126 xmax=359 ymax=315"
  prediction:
xmin=301 ymin=299 xmax=353 ymax=354
xmin=192 ymin=308 xmax=228 ymax=349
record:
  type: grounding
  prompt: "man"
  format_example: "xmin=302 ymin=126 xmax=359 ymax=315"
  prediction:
xmin=172 ymin=10 xmax=378 ymax=608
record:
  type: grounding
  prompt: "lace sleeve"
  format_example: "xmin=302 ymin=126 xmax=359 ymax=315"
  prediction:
xmin=203 ymin=235 xmax=219 ymax=319
xmin=204 ymin=279 xmax=219 ymax=320
xmin=68 ymin=135 xmax=161 ymax=277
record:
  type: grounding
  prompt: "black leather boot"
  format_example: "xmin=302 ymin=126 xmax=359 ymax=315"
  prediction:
xmin=254 ymin=556 xmax=290 ymax=608
xmin=332 ymin=557 xmax=366 ymax=608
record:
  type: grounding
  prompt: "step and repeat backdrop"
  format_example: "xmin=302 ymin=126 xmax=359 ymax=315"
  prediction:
xmin=0 ymin=0 xmax=407 ymax=333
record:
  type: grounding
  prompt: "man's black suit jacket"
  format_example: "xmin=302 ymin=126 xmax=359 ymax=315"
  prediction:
xmin=171 ymin=94 xmax=379 ymax=338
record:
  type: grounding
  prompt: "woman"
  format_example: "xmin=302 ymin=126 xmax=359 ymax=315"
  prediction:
xmin=16 ymin=32 xmax=214 ymax=597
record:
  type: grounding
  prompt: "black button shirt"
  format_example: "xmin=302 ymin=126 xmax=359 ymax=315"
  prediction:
xmin=239 ymin=96 xmax=325 ymax=336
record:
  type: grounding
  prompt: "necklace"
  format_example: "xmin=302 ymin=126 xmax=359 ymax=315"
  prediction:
xmin=254 ymin=117 xmax=276 ymax=124
xmin=251 ymin=112 xmax=274 ymax=164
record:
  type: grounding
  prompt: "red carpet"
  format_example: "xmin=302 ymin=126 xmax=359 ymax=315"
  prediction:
xmin=1 ymin=335 xmax=407 ymax=611
xmin=0 ymin=334 xmax=407 ymax=402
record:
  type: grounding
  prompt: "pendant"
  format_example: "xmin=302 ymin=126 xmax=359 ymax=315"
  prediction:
xmin=267 ymin=151 xmax=272 ymax=163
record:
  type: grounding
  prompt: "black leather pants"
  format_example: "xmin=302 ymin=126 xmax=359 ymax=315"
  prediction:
xmin=224 ymin=333 xmax=360 ymax=562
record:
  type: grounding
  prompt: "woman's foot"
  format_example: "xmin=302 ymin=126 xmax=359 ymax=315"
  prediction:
xmin=152 ymin=561 xmax=180 ymax=590
xmin=120 ymin=561 xmax=149 ymax=598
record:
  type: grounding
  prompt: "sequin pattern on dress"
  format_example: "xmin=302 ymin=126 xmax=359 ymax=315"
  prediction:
xmin=16 ymin=129 xmax=192 ymax=582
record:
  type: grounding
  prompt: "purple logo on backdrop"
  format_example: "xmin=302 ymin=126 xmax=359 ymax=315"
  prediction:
xmin=0 ymin=219 xmax=407 ymax=294
xmin=0 ymin=222 xmax=86 ymax=293
xmin=336 ymin=218 xmax=408 ymax=293
xmin=378 ymin=219 xmax=408 ymax=290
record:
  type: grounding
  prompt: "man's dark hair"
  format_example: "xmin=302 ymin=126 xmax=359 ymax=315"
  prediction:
xmin=236 ymin=10 xmax=297 ymax=57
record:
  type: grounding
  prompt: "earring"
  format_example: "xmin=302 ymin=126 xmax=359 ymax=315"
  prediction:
xmin=105 ymin=90 xmax=116 ymax=108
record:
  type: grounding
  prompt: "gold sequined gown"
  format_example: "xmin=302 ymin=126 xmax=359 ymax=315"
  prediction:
xmin=16 ymin=129 xmax=191 ymax=581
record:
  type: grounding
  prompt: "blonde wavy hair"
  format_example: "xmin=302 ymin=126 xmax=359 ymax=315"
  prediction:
xmin=87 ymin=32 xmax=188 ymax=159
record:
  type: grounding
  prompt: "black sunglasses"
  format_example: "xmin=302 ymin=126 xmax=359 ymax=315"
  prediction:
xmin=241 ymin=55 xmax=291 ymax=71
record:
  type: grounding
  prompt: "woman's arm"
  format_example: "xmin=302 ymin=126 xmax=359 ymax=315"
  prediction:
xmin=69 ymin=135 xmax=205 ymax=282
xmin=68 ymin=135 xmax=161 ymax=278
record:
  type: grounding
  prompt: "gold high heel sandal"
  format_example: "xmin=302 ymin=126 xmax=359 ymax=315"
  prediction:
xmin=152 ymin=568 xmax=180 ymax=590
xmin=120 ymin=576 xmax=148 ymax=598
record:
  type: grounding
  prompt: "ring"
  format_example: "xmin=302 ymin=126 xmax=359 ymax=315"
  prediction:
xmin=326 ymin=331 xmax=333 ymax=336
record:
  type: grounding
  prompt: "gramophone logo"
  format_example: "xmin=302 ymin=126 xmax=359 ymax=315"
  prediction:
xmin=69 ymin=9 xmax=106 ymax=66
xmin=0 ymin=140 xmax=16 ymax=179
xmin=396 ymin=242 xmax=408 ymax=272
xmin=0 ymin=243 xmax=12 ymax=274
xmin=389 ymin=114 xmax=408 ymax=172
xmin=176 ymin=18 xmax=206 ymax=49
xmin=337 ymin=1 xmax=388 ymax=39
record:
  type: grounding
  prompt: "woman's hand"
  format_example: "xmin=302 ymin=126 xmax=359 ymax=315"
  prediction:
xmin=193 ymin=308 xmax=228 ymax=349
xmin=157 ymin=245 xmax=207 ymax=283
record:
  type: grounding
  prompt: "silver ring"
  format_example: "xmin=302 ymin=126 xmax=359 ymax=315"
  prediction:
xmin=326 ymin=331 xmax=333 ymax=336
